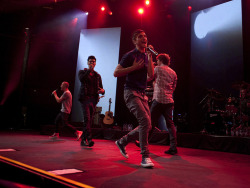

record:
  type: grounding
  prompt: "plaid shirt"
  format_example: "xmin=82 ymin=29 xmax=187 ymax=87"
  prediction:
xmin=152 ymin=65 xmax=177 ymax=104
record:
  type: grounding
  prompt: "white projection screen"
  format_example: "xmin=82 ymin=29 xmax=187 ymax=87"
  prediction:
xmin=190 ymin=0 xmax=243 ymax=96
xmin=71 ymin=27 xmax=121 ymax=122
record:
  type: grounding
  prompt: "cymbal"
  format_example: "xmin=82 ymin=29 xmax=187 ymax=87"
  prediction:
xmin=207 ymin=88 xmax=221 ymax=95
xmin=232 ymin=81 xmax=249 ymax=90
xmin=206 ymin=88 xmax=225 ymax=100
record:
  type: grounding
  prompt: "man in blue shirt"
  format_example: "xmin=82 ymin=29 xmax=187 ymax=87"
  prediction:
xmin=114 ymin=29 xmax=154 ymax=168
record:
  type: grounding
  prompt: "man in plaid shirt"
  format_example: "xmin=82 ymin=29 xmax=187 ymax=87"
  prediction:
xmin=151 ymin=53 xmax=178 ymax=155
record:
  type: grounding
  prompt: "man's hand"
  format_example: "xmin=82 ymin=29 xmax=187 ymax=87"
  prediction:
xmin=146 ymin=45 xmax=154 ymax=56
xmin=52 ymin=90 xmax=57 ymax=95
xmin=132 ymin=58 xmax=144 ymax=71
xmin=98 ymin=88 xmax=105 ymax=94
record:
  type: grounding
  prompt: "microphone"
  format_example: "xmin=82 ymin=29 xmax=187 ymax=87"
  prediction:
xmin=147 ymin=46 xmax=158 ymax=56
xmin=51 ymin=87 xmax=60 ymax=96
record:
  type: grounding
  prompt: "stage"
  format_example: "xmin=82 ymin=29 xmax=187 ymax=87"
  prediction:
xmin=0 ymin=129 xmax=250 ymax=188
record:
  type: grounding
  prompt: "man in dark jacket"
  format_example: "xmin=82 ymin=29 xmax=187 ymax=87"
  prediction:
xmin=78 ymin=55 xmax=105 ymax=147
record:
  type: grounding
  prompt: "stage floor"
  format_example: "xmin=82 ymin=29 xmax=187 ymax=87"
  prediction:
xmin=0 ymin=130 xmax=250 ymax=188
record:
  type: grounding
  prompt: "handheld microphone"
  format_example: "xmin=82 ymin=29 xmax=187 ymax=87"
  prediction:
xmin=147 ymin=47 xmax=158 ymax=56
xmin=51 ymin=87 xmax=60 ymax=96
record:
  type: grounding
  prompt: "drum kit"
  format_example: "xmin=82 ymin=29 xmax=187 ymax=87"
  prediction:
xmin=200 ymin=81 xmax=250 ymax=136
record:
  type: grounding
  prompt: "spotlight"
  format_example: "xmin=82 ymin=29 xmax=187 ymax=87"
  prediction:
xmin=109 ymin=11 xmax=113 ymax=15
xmin=101 ymin=6 xmax=105 ymax=11
xmin=188 ymin=6 xmax=192 ymax=11
xmin=85 ymin=12 xmax=89 ymax=15
xmin=138 ymin=8 xmax=144 ymax=15
xmin=145 ymin=0 xmax=150 ymax=6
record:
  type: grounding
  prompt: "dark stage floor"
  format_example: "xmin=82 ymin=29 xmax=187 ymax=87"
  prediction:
xmin=0 ymin=130 xmax=250 ymax=188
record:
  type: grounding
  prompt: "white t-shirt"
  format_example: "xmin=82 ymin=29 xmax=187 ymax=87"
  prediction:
xmin=60 ymin=90 xmax=72 ymax=114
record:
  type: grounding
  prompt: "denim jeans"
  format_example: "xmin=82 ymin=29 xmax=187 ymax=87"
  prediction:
xmin=150 ymin=100 xmax=177 ymax=149
xmin=80 ymin=97 xmax=97 ymax=140
xmin=119 ymin=89 xmax=151 ymax=158
xmin=55 ymin=112 xmax=77 ymax=133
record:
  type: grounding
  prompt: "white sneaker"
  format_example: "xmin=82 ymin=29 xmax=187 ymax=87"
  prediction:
xmin=141 ymin=157 xmax=154 ymax=168
xmin=76 ymin=131 xmax=83 ymax=141
xmin=49 ymin=133 xmax=59 ymax=140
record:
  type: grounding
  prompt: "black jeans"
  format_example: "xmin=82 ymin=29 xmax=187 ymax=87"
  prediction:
xmin=80 ymin=97 xmax=97 ymax=141
xmin=150 ymin=100 xmax=177 ymax=149
xmin=55 ymin=112 xmax=77 ymax=133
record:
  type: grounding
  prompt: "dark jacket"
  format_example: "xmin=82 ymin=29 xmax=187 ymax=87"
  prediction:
xmin=78 ymin=68 xmax=104 ymax=101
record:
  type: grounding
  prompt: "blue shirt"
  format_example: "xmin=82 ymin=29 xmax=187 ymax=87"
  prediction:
xmin=119 ymin=48 xmax=148 ymax=92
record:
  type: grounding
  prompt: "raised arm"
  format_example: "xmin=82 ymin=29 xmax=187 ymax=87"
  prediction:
xmin=78 ymin=69 xmax=90 ymax=82
xmin=52 ymin=91 xmax=64 ymax=103
xmin=147 ymin=52 xmax=154 ymax=80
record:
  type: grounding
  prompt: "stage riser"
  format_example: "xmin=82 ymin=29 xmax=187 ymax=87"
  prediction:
xmin=39 ymin=125 xmax=250 ymax=155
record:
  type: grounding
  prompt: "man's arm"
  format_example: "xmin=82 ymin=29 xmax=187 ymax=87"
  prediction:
xmin=113 ymin=58 xmax=144 ymax=77
xmin=78 ymin=69 xmax=90 ymax=82
xmin=98 ymin=76 xmax=105 ymax=95
xmin=147 ymin=54 xmax=154 ymax=80
xmin=52 ymin=91 xmax=63 ymax=103
xmin=173 ymin=74 xmax=178 ymax=91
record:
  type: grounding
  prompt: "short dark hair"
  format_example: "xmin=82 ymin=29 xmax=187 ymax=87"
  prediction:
xmin=156 ymin=53 xmax=171 ymax=66
xmin=87 ymin=55 xmax=96 ymax=61
xmin=132 ymin=29 xmax=145 ymax=42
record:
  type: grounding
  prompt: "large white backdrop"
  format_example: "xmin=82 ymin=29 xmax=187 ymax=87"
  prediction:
xmin=71 ymin=27 xmax=121 ymax=122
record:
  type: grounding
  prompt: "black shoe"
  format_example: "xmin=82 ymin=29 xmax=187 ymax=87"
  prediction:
xmin=135 ymin=140 xmax=140 ymax=148
xmin=88 ymin=140 xmax=95 ymax=147
xmin=164 ymin=148 xmax=178 ymax=155
xmin=115 ymin=140 xmax=128 ymax=158
xmin=81 ymin=140 xmax=88 ymax=146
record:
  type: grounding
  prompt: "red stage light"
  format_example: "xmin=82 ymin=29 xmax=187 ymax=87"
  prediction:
xmin=188 ymin=6 xmax=192 ymax=11
xmin=145 ymin=0 xmax=150 ymax=6
xmin=138 ymin=8 xmax=144 ymax=15
xmin=101 ymin=6 xmax=105 ymax=11
xmin=109 ymin=11 xmax=113 ymax=15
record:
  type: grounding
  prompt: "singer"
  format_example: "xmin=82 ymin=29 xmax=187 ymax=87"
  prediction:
xmin=113 ymin=29 xmax=154 ymax=168
xmin=50 ymin=81 xmax=82 ymax=140
xmin=78 ymin=55 xmax=105 ymax=147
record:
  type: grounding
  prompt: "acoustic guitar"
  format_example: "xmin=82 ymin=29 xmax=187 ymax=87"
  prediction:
xmin=103 ymin=98 xmax=114 ymax=125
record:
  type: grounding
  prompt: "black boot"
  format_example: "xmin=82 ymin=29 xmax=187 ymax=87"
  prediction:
xmin=87 ymin=136 xmax=94 ymax=147
xmin=81 ymin=139 xmax=88 ymax=146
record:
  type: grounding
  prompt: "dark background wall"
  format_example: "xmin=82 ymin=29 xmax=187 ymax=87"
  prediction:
xmin=0 ymin=0 xmax=249 ymax=132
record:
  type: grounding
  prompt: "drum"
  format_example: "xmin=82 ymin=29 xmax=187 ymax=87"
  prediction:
xmin=204 ymin=111 xmax=225 ymax=134
xmin=225 ymin=104 xmax=238 ymax=115
xmin=225 ymin=97 xmax=238 ymax=116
